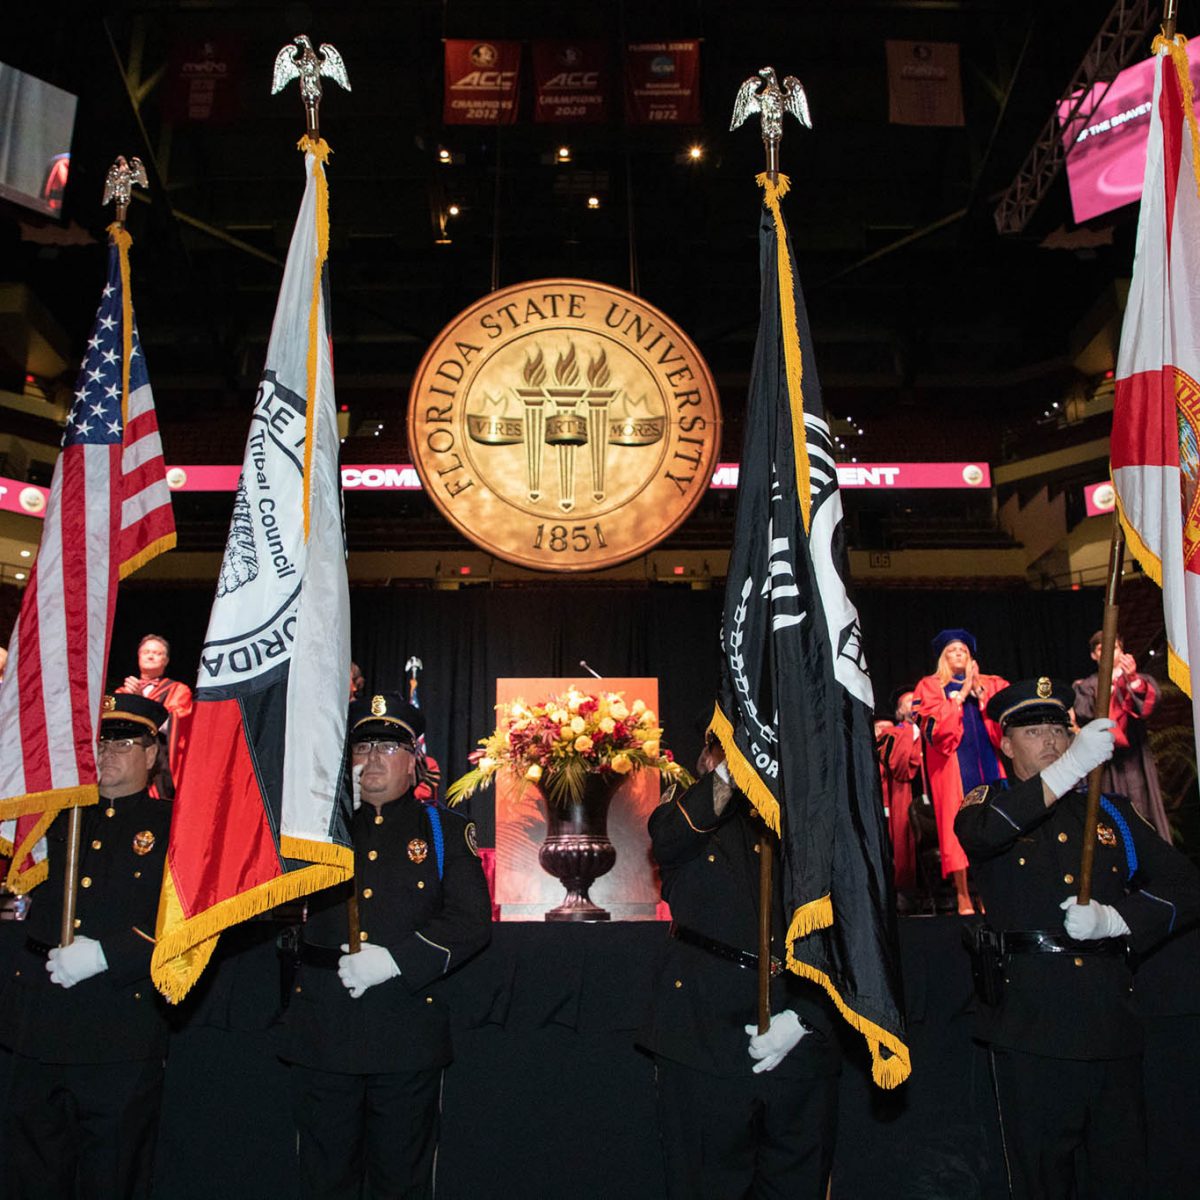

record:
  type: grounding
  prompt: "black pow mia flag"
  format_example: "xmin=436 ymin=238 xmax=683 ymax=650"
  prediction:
xmin=711 ymin=174 xmax=910 ymax=1088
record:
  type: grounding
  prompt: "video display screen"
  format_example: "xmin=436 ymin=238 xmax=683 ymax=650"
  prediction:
xmin=0 ymin=61 xmax=77 ymax=217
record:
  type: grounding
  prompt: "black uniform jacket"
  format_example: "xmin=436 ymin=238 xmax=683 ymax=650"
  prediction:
xmin=0 ymin=789 xmax=173 ymax=1064
xmin=277 ymin=791 xmax=492 ymax=1074
xmin=955 ymin=774 xmax=1200 ymax=1060
xmin=639 ymin=773 xmax=839 ymax=1079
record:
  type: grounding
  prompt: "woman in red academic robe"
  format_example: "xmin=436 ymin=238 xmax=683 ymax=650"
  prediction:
xmin=912 ymin=629 xmax=1007 ymax=914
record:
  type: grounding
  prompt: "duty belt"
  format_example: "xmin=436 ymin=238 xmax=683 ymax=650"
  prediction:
xmin=670 ymin=922 xmax=782 ymax=977
xmin=298 ymin=942 xmax=343 ymax=969
xmin=999 ymin=930 xmax=1124 ymax=956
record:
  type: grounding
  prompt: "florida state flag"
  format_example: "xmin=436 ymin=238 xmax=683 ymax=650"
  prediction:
xmin=1112 ymin=34 xmax=1200 ymax=744
xmin=152 ymin=137 xmax=352 ymax=1001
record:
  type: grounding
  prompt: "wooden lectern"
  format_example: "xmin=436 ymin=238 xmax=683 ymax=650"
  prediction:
xmin=493 ymin=677 xmax=666 ymax=921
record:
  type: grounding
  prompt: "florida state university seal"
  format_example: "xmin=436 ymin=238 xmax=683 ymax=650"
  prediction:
xmin=408 ymin=278 xmax=721 ymax=571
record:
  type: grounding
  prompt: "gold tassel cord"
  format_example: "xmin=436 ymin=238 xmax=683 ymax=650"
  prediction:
xmin=1152 ymin=33 xmax=1200 ymax=203
xmin=107 ymin=224 xmax=134 ymax=428
xmin=756 ymin=172 xmax=812 ymax=536
xmin=151 ymin=836 xmax=353 ymax=1003
xmin=296 ymin=135 xmax=332 ymax=545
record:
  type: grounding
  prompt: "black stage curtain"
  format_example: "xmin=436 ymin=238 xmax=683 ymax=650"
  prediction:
xmin=112 ymin=584 xmax=1106 ymax=844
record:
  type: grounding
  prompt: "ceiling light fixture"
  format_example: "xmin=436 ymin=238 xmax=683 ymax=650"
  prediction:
xmin=557 ymin=146 xmax=572 ymax=162
xmin=587 ymin=195 xmax=601 ymax=209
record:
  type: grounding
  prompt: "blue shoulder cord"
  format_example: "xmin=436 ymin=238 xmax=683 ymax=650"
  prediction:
xmin=423 ymin=801 xmax=446 ymax=881
xmin=1099 ymin=796 xmax=1138 ymax=881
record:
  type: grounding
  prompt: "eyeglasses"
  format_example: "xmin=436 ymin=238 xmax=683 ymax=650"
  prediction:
xmin=98 ymin=738 xmax=150 ymax=754
xmin=351 ymin=741 xmax=412 ymax=757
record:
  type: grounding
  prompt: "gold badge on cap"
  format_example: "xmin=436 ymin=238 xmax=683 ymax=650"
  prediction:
xmin=1096 ymin=823 xmax=1118 ymax=847
xmin=371 ymin=695 xmax=387 ymax=717
xmin=132 ymin=830 xmax=156 ymax=856
xmin=102 ymin=695 xmax=116 ymax=712
xmin=408 ymin=838 xmax=429 ymax=864
xmin=1036 ymin=677 xmax=1052 ymax=699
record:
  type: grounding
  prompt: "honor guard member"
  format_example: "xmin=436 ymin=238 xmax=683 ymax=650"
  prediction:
xmin=955 ymin=678 xmax=1200 ymax=1200
xmin=277 ymin=692 xmax=492 ymax=1200
xmin=640 ymin=736 xmax=840 ymax=1200
xmin=0 ymin=694 xmax=174 ymax=1199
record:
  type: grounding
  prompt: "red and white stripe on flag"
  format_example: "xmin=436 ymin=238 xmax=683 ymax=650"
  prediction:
xmin=151 ymin=138 xmax=353 ymax=1003
xmin=0 ymin=227 xmax=175 ymax=890
xmin=1112 ymin=35 xmax=1200 ymax=733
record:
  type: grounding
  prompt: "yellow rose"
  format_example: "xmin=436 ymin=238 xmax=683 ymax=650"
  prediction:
xmin=570 ymin=715 xmax=586 ymax=734
xmin=611 ymin=753 xmax=633 ymax=774
xmin=611 ymin=701 xmax=629 ymax=720
xmin=560 ymin=725 xmax=575 ymax=740
xmin=567 ymin=691 xmax=583 ymax=712
xmin=642 ymin=739 xmax=660 ymax=758
xmin=479 ymin=756 xmax=496 ymax=772
xmin=551 ymin=709 xmax=569 ymax=725
xmin=631 ymin=699 xmax=646 ymax=715
xmin=575 ymin=735 xmax=594 ymax=753
xmin=598 ymin=716 xmax=615 ymax=734
xmin=525 ymin=763 xmax=543 ymax=781
xmin=639 ymin=709 xmax=656 ymax=726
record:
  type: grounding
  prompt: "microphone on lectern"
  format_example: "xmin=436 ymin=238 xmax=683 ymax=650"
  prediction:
xmin=579 ymin=660 xmax=602 ymax=679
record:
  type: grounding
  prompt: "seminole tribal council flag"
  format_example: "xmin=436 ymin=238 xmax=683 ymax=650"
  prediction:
xmin=0 ymin=227 xmax=175 ymax=892
xmin=152 ymin=138 xmax=353 ymax=1001
xmin=1112 ymin=34 xmax=1200 ymax=747
xmin=710 ymin=174 xmax=910 ymax=1087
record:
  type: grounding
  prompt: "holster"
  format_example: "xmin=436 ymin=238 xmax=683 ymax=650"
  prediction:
xmin=962 ymin=922 xmax=1005 ymax=1006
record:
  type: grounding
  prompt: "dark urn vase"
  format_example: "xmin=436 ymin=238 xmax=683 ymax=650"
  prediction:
xmin=538 ymin=772 xmax=620 ymax=922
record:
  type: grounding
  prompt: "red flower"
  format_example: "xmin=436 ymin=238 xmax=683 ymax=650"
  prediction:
xmin=579 ymin=698 xmax=599 ymax=715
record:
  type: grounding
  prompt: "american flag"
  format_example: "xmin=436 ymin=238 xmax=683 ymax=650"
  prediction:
xmin=0 ymin=228 xmax=175 ymax=890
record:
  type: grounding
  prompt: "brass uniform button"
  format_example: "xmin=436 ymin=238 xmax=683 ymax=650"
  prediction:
xmin=674 ymin=980 xmax=683 ymax=989
xmin=1073 ymin=957 xmax=1084 ymax=967
xmin=1063 ymin=874 xmax=1074 ymax=885
xmin=374 ymin=815 xmax=384 ymax=825
xmin=295 ymin=986 xmax=302 ymax=994
xmin=1112 ymin=866 xmax=1119 ymax=873
xmin=105 ymin=808 xmax=115 ymax=818
xmin=133 ymin=871 xmax=141 ymax=879
xmin=1018 ymin=858 xmax=1026 ymax=866
xmin=753 ymin=844 xmax=761 ymax=854
xmin=73 ymin=918 xmax=81 ymax=929
xmin=14 ymin=970 xmax=19 ymax=978
xmin=360 ymin=931 xmax=369 ymax=942
xmin=706 ymin=854 xmax=715 ymax=863
xmin=80 ymin=876 xmax=92 ymax=889
xmin=417 ymin=880 xmax=425 ymax=889
xmin=362 ymin=888 xmax=373 ymax=899
xmin=368 ymin=850 xmax=378 ymax=861
xmin=1057 ymin=833 xmax=1068 ymax=843
xmin=91 ymin=840 xmax=102 ymax=850
xmin=134 ymin=992 xmax=141 ymax=1000
xmin=425 ymin=996 xmax=434 ymax=1005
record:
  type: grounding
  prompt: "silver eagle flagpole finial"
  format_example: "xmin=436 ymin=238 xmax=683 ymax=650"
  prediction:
xmin=271 ymin=34 xmax=351 ymax=140
xmin=730 ymin=67 xmax=812 ymax=181
xmin=102 ymin=156 xmax=149 ymax=226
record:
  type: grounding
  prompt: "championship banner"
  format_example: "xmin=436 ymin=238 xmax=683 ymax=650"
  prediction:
xmin=0 ymin=225 xmax=175 ymax=891
xmin=152 ymin=137 xmax=352 ymax=1002
xmin=1112 ymin=34 xmax=1200 ymax=744
xmin=886 ymin=40 xmax=965 ymax=127
xmin=711 ymin=174 xmax=910 ymax=1088
xmin=444 ymin=40 xmax=521 ymax=126
xmin=163 ymin=36 xmax=242 ymax=125
xmin=624 ymin=41 xmax=701 ymax=124
xmin=532 ymin=41 xmax=608 ymax=124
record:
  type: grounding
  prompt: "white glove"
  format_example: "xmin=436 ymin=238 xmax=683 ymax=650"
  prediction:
xmin=337 ymin=943 xmax=400 ymax=998
xmin=351 ymin=763 xmax=364 ymax=811
xmin=46 ymin=936 xmax=108 ymax=988
xmin=744 ymin=1009 xmax=808 ymax=1074
xmin=1040 ymin=718 xmax=1116 ymax=799
xmin=1060 ymin=896 xmax=1131 ymax=941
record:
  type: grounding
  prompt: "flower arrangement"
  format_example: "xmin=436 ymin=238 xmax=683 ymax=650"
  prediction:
xmin=446 ymin=687 xmax=693 ymax=806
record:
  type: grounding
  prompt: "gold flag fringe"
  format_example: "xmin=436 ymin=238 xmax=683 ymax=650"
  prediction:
xmin=296 ymin=135 xmax=332 ymax=545
xmin=1152 ymin=33 xmax=1200 ymax=202
xmin=119 ymin=532 xmax=177 ymax=581
xmin=787 ymin=894 xmax=833 ymax=939
xmin=152 ymin=837 xmax=353 ymax=1003
xmin=708 ymin=702 xmax=780 ymax=834
xmin=0 ymin=784 xmax=98 ymax=892
xmin=756 ymin=172 xmax=812 ymax=536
